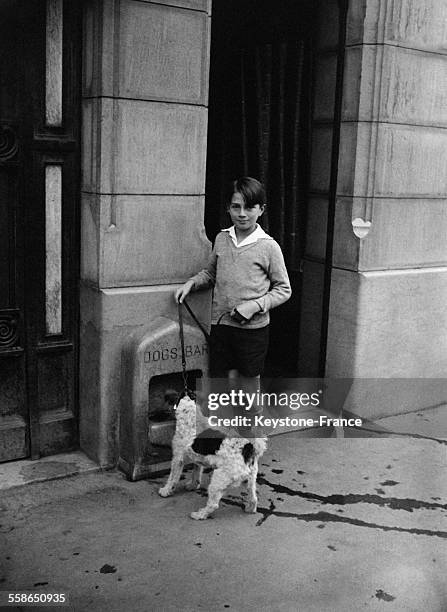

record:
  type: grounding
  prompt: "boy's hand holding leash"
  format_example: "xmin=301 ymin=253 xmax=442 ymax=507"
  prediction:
xmin=175 ymin=280 xmax=194 ymax=304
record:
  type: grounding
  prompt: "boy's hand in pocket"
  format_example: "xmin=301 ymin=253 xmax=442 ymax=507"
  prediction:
xmin=231 ymin=300 xmax=262 ymax=323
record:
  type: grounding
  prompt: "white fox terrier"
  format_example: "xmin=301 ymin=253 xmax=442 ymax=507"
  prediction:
xmin=158 ymin=396 xmax=267 ymax=520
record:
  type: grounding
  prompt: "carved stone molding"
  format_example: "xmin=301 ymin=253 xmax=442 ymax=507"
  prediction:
xmin=0 ymin=309 xmax=20 ymax=349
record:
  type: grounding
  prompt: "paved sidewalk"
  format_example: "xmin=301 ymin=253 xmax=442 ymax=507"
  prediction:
xmin=1 ymin=413 xmax=447 ymax=612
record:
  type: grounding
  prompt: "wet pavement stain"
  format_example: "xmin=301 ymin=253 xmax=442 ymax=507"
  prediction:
xmin=375 ymin=589 xmax=396 ymax=602
xmin=380 ymin=480 xmax=399 ymax=487
xmin=257 ymin=476 xmax=447 ymax=513
xmin=271 ymin=469 xmax=283 ymax=474
xmin=215 ymin=496 xmax=447 ymax=537
xmin=255 ymin=500 xmax=276 ymax=526
xmin=359 ymin=427 xmax=447 ymax=446
xmin=100 ymin=564 xmax=117 ymax=574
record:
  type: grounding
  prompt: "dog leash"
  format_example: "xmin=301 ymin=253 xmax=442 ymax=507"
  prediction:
xmin=181 ymin=298 xmax=210 ymax=342
xmin=178 ymin=299 xmax=210 ymax=398
xmin=177 ymin=299 xmax=231 ymax=397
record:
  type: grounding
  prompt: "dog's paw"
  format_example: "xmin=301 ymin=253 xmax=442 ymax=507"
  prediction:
xmin=244 ymin=501 xmax=257 ymax=513
xmin=190 ymin=509 xmax=209 ymax=520
xmin=158 ymin=486 xmax=173 ymax=497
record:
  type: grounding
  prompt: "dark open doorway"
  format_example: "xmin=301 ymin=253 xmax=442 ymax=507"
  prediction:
xmin=205 ymin=0 xmax=316 ymax=376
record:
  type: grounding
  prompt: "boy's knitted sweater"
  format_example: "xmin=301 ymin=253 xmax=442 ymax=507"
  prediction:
xmin=189 ymin=230 xmax=291 ymax=329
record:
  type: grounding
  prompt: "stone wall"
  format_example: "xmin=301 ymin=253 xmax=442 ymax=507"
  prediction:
xmin=326 ymin=0 xmax=447 ymax=417
xmin=80 ymin=0 xmax=212 ymax=465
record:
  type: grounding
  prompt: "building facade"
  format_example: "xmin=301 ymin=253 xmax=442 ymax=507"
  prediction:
xmin=1 ymin=0 xmax=446 ymax=467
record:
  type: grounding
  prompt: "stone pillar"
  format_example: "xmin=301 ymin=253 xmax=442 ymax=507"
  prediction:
xmin=327 ymin=0 xmax=447 ymax=416
xmin=80 ymin=0 xmax=212 ymax=465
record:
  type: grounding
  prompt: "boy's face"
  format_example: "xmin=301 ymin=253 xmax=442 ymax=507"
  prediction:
xmin=228 ymin=192 xmax=264 ymax=236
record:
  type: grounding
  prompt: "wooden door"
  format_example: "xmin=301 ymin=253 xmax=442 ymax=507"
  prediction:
xmin=0 ymin=0 xmax=81 ymax=461
xmin=205 ymin=0 xmax=315 ymax=376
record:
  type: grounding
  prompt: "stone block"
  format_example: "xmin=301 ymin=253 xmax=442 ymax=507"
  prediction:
xmin=80 ymin=193 xmax=100 ymax=284
xmin=341 ymin=45 xmax=363 ymax=122
xmin=304 ymin=197 xmax=329 ymax=262
xmin=384 ymin=0 xmax=447 ymax=54
xmin=380 ymin=46 xmax=447 ymax=126
xmin=114 ymin=99 xmax=208 ymax=194
xmin=313 ymin=53 xmax=338 ymax=121
xmin=375 ymin=123 xmax=447 ymax=197
xmin=81 ymin=98 xmax=115 ymax=194
xmin=337 ymin=121 xmax=447 ymax=198
xmin=345 ymin=0 xmax=368 ymax=46
xmin=344 ymin=44 xmax=447 ymax=126
xmin=80 ymin=283 xmax=211 ymax=465
xmin=332 ymin=196 xmax=360 ymax=271
xmin=310 ymin=125 xmax=333 ymax=194
xmin=119 ymin=0 xmax=210 ymax=104
xmin=348 ymin=0 xmax=447 ymax=54
xmin=333 ymin=196 xmax=447 ymax=271
xmin=100 ymin=195 xmax=211 ymax=287
xmin=82 ymin=0 xmax=117 ymax=98
xmin=337 ymin=121 xmax=367 ymax=197
xmin=360 ymin=198 xmax=447 ymax=270
xmin=326 ymin=267 xmax=447 ymax=382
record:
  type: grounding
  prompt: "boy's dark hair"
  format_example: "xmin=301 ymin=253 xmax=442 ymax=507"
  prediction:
xmin=227 ymin=177 xmax=266 ymax=209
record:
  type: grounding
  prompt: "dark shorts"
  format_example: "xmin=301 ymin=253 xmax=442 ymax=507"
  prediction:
xmin=209 ymin=324 xmax=269 ymax=378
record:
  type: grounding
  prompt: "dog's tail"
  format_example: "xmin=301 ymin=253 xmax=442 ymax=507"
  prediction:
xmin=242 ymin=437 xmax=267 ymax=465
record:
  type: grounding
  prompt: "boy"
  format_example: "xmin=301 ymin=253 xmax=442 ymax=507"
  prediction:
xmin=175 ymin=177 xmax=291 ymax=434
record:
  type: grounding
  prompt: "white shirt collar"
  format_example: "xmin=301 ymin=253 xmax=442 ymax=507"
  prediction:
xmin=222 ymin=224 xmax=272 ymax=248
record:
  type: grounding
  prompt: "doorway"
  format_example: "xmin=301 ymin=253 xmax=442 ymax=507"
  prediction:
xmin=205 ymin=0 xmax=316 ymax=376
xmin=0 ymin=1 xmax=82 ymax=461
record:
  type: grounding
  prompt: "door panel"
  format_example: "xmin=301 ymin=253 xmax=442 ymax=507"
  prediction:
xmin=0 ymin=0 xmax=81 ymax=462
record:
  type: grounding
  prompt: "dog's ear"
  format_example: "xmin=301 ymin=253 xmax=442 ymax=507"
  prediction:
xmin=164 ymin=389 xmax=179 ymax=406
xmin=177 ymin=389 xmax=196 ymax=401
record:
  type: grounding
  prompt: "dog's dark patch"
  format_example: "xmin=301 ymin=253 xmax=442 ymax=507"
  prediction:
xmin=192 ymin=429 xmax=226 ymax=455
xmin=242 ymin=443 xmax=255 ymax=464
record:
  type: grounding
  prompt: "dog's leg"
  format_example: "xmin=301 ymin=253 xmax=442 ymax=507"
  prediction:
xmin=190 ymin=468 xmax=232 ymax=520
xmin=185 ymin=464 xmax=203 ymax=491
xmin=244 ymin=461 xmax=259 ymax=513
xmin=159 ymin=457 xmax=184 ymax=497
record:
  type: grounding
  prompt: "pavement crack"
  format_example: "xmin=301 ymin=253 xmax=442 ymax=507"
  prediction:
xmin=257 ymin=476 xmax=447 ymax=513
